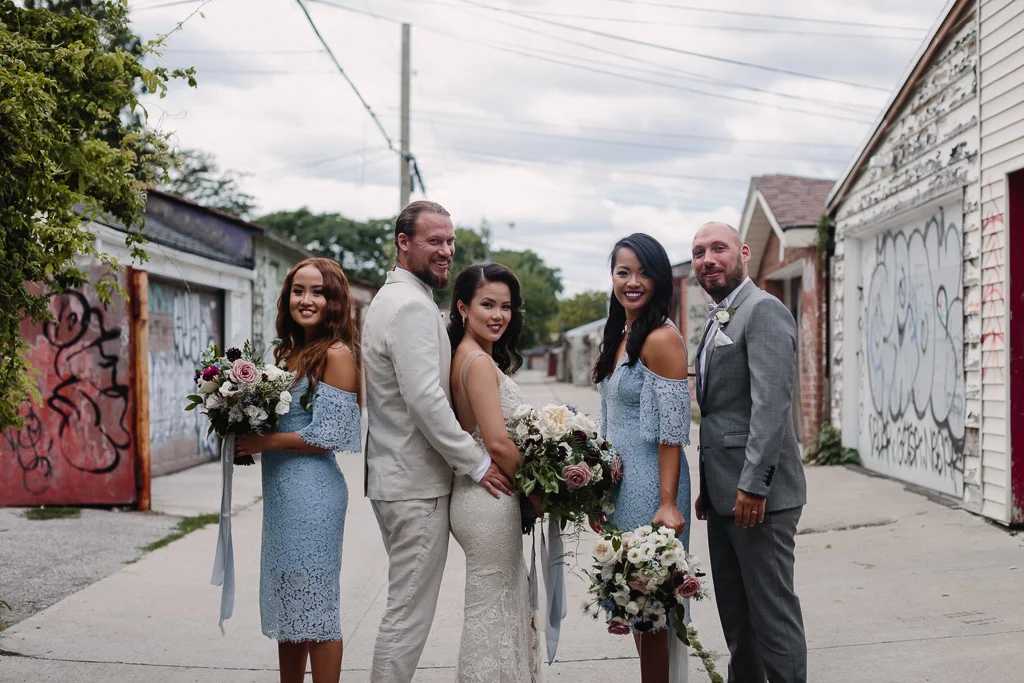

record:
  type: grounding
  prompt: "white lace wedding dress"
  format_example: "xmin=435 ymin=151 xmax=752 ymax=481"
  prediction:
xmin=449 ymin=351 xmax=541 ymax=682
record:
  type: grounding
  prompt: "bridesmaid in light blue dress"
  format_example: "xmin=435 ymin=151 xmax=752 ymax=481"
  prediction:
xmin=235 ymin=257 xmax=362 ymax=683
xmin=593 ymin=234 xmax=691 ymax=683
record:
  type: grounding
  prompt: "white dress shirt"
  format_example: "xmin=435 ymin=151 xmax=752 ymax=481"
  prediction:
xmin=699 ymin=277 xmax=752 ymax=380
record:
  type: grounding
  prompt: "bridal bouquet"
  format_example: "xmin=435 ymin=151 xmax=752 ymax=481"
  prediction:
xmin=584 ymin=525 xmax=707 ymax=645
xmin=185 ymin=340 xmax=294 ymax=465
xmin=507 ymin=403 xmax=622 ymax=529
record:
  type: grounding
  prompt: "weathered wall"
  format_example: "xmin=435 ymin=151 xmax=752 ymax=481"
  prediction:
xmin=831 ymin=12 xmax=979 ymax=502
xmin=147 ymin=278 xmax=223 ymax=476
xmin=1 ymin=269 xmax=136 ymax=506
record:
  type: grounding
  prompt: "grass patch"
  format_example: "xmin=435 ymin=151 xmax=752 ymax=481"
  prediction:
xmin=687 ymin=625 xmax=724 ymax=683
xmin=24 ymin=507 xmax=80 ymax=521
xmin=140 ymin=513 xmax=220 ymax=553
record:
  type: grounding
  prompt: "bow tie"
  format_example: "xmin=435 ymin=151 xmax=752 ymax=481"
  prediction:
xmin=707 ymin=301 xmax=727 ymax=315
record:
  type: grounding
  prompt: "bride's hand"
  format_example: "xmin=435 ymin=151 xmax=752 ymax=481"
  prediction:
xmin=653 ymin=503 xmax=686 ymax=535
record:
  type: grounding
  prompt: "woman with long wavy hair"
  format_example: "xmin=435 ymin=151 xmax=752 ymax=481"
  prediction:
xmin=446 ymin=262 xmax=541 ymax=682
xmin=234 ymin=257 xmax=362 ymax=683
xmin=592 ymin=234 xmax=692 ymax=683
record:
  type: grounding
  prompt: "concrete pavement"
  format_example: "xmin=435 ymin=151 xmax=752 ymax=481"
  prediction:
xmin=2 ymin=370 xmax=1023 ymax=681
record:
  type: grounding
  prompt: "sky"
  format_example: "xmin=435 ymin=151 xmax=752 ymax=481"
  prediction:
xmin=128 ymin=0 xmax=950 ymax=295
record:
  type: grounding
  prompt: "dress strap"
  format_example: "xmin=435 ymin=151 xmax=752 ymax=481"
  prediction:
xmin=455 ymin=349 xmax=498 ymax=421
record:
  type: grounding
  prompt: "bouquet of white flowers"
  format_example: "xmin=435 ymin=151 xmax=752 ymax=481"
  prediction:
xmin=185 ymin=340 xmax=294 ymax=465
xmin=507 ymin=403 xmax=622 ymax=531
xmin=585 ymin=525 xmax=707 ymax=645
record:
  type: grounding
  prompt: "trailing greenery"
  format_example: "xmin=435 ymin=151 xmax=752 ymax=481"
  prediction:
xmin=0 ymin=0 xmax=196 ymax=431
xmin=24 ymin=506 xmax=81 ymax=521
xmin=804 ymin=424 xmax=861 ymax=466
xmin=140 ymin=512 xmax=220 ymax=553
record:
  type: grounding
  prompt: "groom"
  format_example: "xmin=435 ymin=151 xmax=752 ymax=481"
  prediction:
xmin=362 ymin=200 xmax=512 ymax=683
xmin=691 ymin=222 xmax=808 ymax=683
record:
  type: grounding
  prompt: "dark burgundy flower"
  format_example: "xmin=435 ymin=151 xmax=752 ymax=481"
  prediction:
xmin=225 ymin=347 xmax=243 ymax=362
xmin=573 ymin=430 xmax=588 ymax=441
xmin=201 ymin=366 xmax=220 ymax=381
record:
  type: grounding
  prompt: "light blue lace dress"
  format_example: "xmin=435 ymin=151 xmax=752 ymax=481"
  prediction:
xmin=259 ymin=376 xmax=361 ymax=642
xmin=599 ymin=356 xmax=692 ymax=551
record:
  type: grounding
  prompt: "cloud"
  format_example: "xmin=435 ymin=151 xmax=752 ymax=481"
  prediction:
xmin=130 ymin=0 xmax=949 ymax=294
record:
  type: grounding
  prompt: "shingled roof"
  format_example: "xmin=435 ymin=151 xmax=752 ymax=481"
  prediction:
xmin=751 ymin=175 xmax=833 ymax=229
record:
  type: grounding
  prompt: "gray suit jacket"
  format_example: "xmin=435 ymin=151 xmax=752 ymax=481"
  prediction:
xmin=695 ymin=284 xmax=806 ymax=516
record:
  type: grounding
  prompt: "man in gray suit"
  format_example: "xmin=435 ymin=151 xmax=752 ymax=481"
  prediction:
xmin=691 ymin=222 xmax=807 ymax=683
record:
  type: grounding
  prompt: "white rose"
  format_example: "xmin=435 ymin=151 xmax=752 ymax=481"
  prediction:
xmin=513 ymin=404 xmax=534 ymax=420
xmin=263 ymin=364 xmax=287 ymax=381
xmin=572 ymin=412 xmax=598 ymax=434
xmin=275 ymin=400 xmax=291 ymax=416
xmin=625 ymin=601 xmax=640 ymax=616
xmin=198 ymin=379 xmax=220 ymax=395
xmin=537 ymin=404 xmax=574 ymax=440
xmin=594 ymin=539 xmax=616 ymax=565
xmin=512 ymin=422 xmax=527 ymax=439
xmin=204 ymin=394 xmax=223 ymax=410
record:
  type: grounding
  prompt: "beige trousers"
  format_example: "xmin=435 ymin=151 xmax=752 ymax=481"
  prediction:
xmin=370 ymin=496 xmax=451 ymax=683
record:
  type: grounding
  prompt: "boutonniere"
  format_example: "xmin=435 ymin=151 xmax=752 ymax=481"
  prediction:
xmin=715 ymin=307 xmax=735 ymax=326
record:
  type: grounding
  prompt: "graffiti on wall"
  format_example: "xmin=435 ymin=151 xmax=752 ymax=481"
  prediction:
xmin=1 ymin=278 xmax=135 ymax=505
xmin=148 ymin=279 xmax=222 ymax=476
xmin=863 ymin=204 xmax=965 ymax=495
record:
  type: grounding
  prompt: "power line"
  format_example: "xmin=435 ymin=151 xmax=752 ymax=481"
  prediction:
xmin=307 ymin=1 xmax=875 ymax=123
xmin=507 ymin=9 xmax=924 ymax=40
xmin=592 ymin=0 xmax=929 ymax=32
xmin=381 ymin=108 xmax=857 ymax=149
xmin=452 ymin=0 xmax=891 ymax=92
xmin=400 ymin=120 xmax=850 ymax=163
xmin=293 ymin=0 xmax=427 ymax=194
xmin=162 ymin=48 xmax=325 ymax=54
xmin=133 ymin=0 xmax=204 ymax=11
xmin=417 ymin=0 xmax=878 ymax=114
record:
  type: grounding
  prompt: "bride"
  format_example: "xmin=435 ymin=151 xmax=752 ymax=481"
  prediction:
xmin=447 ymin=262 xmax=541 ymax=682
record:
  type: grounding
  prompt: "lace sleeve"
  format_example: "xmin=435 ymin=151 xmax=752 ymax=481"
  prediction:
xmin=639 ymin=366 xmax=691 ymax=447
xmin=295 ymin=382 xmax=362 ymax=453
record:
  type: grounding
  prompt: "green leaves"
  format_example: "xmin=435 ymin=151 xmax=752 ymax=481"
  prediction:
xmin=0 ymin=0 xmax=195 ymax=431
xmin=803 ymin=424 xmax=861 ymax=466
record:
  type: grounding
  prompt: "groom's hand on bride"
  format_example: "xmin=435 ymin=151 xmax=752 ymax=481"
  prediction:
xmin=733 ymin=489 xmax=766 ymax=528
xmin=479 ymin=462 xmax=514 ymax=498
xmin=694 ymin=494 xmax=707 ymax=521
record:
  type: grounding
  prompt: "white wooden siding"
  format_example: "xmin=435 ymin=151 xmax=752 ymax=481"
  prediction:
xmin=977 ymin=0 xmax=1024 ymax=523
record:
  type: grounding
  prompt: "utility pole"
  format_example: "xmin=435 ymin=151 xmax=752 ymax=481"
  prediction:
xmin=399 ymin=22 xmax=411 ymax=212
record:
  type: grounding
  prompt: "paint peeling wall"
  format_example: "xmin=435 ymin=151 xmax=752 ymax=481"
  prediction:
xmin=831 ymin=14 xmax=982 ymax=506
xmin=979 ymin=0 xmax=1024 ymax=522
xmin=0 ymin=269 xmax=136 ymax=506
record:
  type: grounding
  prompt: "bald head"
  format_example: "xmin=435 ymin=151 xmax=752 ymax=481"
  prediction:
xmin=691 ymin=221 xmax=750 ymax=302
xmin=695 ymin=221 xmax=743 ymax=248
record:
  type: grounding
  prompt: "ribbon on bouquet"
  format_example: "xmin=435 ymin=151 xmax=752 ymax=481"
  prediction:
xmin=210 ymin=432 xmax=236 ymax=635
xmin=528 ymin=518 xmax=567 ymax=665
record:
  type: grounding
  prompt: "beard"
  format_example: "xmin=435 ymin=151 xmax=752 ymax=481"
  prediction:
xmin=410 ymin=259 xmax=450 ymax=289
xmin=698 ymin=259 xmax=746 ymax=300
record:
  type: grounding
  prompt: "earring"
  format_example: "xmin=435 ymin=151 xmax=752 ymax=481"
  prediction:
xmin=462 ymin=315 xmax=467 ymax=326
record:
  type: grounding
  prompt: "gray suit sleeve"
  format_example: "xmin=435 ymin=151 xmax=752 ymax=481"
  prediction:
xmin=739 ymin=297 xmax=797 ymax=497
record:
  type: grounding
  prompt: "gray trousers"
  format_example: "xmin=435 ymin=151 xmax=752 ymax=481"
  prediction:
xmin=370 ymin=496 xmax=451 ymax=683
xmin=707 ymin=506 xmax=807 ymax=683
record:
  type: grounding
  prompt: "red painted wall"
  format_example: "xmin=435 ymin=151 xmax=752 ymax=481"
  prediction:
xmin=1 ymin=269 xmax=136 ymax=506
xmin=1007 ymin=171 xmax=1024 ymax=524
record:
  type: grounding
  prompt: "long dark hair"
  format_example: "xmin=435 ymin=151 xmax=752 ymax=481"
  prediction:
xmin=447 ymin=262 xmax=524 ymax=374
xmin=274 ymin=257 xmax=361 ymax=391
xmin=592 ymin=233 xmax=674 ymax=383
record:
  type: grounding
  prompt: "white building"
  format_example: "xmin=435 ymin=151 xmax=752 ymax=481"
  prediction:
xmin=827 ymin=0 xmax=1024 ymax=524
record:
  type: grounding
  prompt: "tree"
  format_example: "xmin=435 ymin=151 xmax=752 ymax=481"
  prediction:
xmin=258 ymin=208 xmax=393 ymax=285
xmin=491 ymin=249 xmax=563 ymax=350
xmin=556 ymin=290 xmax=608 ymax=332
xmin=0 ymin=0 xmax=194 ymax=430
xmin=160 ymin=148 xmax=258 ymax=218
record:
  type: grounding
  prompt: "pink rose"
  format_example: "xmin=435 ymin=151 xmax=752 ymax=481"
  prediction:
xmin=676 ymin=575 xmax=701 ymax=599
xmin=562 ymin=463 xmax=592 ymax=489
xmin=610 ymin=455 xmax=623 ymax=484
xmin=230 ymin=359 xmax=259 ymax=384
xmin=607 ymin=617 xmax=631 ymax=635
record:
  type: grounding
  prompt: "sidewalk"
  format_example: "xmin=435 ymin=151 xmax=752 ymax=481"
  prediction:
xmin=2 ymin=371 xmax=1023 ymax=681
